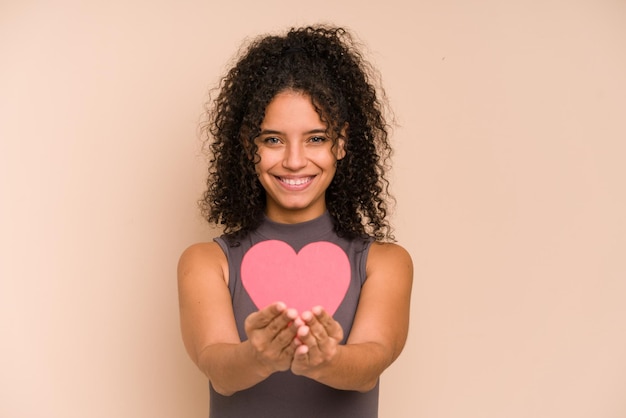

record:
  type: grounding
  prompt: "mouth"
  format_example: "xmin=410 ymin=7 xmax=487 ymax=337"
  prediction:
xmin=279 ymin=176 xmax=313 ymax=186
xmin=276 ymin=176 xmax=315 ymax=190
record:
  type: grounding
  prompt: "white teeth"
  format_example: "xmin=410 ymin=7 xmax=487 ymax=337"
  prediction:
xmin=281 ymin=177 xmax=311 ymax=185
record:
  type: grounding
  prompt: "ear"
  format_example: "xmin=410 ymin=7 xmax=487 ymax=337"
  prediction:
xmin=335 ymin=123 xmax=348 ymax=160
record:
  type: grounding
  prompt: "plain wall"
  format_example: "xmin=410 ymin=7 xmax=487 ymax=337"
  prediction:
xmin=1 ymin=1 xmax=625 ymax=417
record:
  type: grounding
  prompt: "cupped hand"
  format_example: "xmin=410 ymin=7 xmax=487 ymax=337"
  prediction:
xmin=290 ymin=306 xmax=344 ymax=377
xmin=244 ymin=302 xmax=300 ymax=375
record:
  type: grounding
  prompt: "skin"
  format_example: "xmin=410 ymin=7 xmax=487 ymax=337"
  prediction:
xmin=178 ymin=90 xmax=413 ymax=395
xmin=254 ymin=91 xmax=346 ymax=224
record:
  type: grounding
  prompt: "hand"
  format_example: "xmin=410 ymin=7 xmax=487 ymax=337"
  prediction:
xmin=290 ymin=306 xmax=344 ymax=377
xmin=244 ymin=302 xmax=300 ymax=375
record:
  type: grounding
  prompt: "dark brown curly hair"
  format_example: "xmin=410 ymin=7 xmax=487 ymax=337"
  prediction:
xmin=200 ymin=25 xmax=394 ymax=241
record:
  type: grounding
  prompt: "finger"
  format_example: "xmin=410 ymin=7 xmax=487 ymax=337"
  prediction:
xmin=276 ymin=334 xmax=299 ymax=364
xmin=262 ymin=307 xmax=295 ymax=340
xmin=295 ymin=343 xmax=309 ymax=356
xmin=292 ymin=342 xmax=310 ymax=369
xmin=300 ymin=311 xmax=328 ymax=343
xmin=298 ymin=310 xmax=344 ymax=363
xmin=300 ymin=310 xmax=315 ymax=324
xmin=246 ymin=302 xmax=286 ymax=330
xmin=311 ymin=305 xmax=331 ymax=325
xmin=312 ymin=306 xmax=343 ymax=340
xmin=297 ymin=324 xmax=328 ymax=364
xmin=271 ymin=316 xmax=300 ymax=348
xmin=296 ymin=325 xmax=311 ymax=342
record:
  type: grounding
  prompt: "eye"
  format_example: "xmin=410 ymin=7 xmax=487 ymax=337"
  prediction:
xmin=309 ymin=135 xmax=327 ymax=143
xmin=263 ymin=136 xmax=281 ymax=145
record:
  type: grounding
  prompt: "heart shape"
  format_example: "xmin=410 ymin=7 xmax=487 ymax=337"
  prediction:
xmin=241 ymin=240 xmax=351 ymax=315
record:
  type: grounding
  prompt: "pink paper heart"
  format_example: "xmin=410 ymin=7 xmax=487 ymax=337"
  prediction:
xmin=241 ymin=240 xmax=351 ymax=315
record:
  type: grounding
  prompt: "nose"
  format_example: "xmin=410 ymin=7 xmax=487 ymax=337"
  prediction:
xmin=282 ymin=142 xmax=307 ymax=171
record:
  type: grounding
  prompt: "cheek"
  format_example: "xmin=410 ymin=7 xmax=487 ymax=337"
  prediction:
xmin=256 ymin=149 xmax=285 ymax=170
xmin=322 ymin=153 xmax=340 ymax=169
xmin=254 ymin=154 xmax=276 ymax=178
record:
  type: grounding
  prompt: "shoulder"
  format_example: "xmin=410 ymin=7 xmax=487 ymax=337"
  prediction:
xmin=177 ymin=241 xmax=229 ymax=284
xmin=367 ymin=241 xmax=412 ymax=265
xmin=178 ymin=241 xmax=227 ymax=267
xmin=366 ymin=241 xmax=413 ymax=277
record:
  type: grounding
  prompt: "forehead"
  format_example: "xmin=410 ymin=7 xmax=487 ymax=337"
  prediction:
xmin=261 ymin=91 xmax=326 ymax=130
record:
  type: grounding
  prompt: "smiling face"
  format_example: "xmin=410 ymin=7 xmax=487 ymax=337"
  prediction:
xmin=254 ymin=90 xmax=345 ymax=224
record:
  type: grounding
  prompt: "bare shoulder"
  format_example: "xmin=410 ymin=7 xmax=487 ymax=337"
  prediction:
xmin=366 ymin=241 xmax=413 ymax=274
xmin=178 ymin=241 xmax=229 ymax=285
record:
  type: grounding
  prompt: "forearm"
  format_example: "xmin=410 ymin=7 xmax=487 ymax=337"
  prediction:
xmin=197 ymin=341 xmax=273 ymax=396
xmin=302 ymin=342 xmax=392 ymax=392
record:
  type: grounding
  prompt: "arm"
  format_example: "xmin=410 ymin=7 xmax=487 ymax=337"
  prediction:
xmin=177 ymin=242 xmax=300 ymax=396
xmin=290 ymin=242 xmax=413 ymax=392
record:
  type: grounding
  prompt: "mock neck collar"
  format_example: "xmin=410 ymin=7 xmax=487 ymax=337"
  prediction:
xmin=255 ymin=211 xmax=335 ymax=242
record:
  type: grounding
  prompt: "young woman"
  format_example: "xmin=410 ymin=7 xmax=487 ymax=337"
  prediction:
xmin=178 ymin=25 xmax=413 ymax=417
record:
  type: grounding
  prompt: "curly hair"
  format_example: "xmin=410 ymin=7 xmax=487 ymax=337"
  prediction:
xmin=200 ymin=25 xmax=394 ymax=241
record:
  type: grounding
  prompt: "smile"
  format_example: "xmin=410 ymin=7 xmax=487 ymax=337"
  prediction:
xmin=278 ymin=176 xmax=314 ymax=186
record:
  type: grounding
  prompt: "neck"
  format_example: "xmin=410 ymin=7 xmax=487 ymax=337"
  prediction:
xmin=264 ymin=206 xmax=327 ymax=225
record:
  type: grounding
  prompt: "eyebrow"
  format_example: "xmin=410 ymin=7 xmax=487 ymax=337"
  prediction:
xmin=258 ymin=128 xmax=327 ymax=136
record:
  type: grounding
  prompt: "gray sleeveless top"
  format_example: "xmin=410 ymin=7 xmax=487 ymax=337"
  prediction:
xmin=211 ymin=212 xmax=378 ymax=418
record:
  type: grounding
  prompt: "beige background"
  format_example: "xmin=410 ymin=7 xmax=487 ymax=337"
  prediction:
xmin=1 ymin=0 xmax=625 ymax=417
